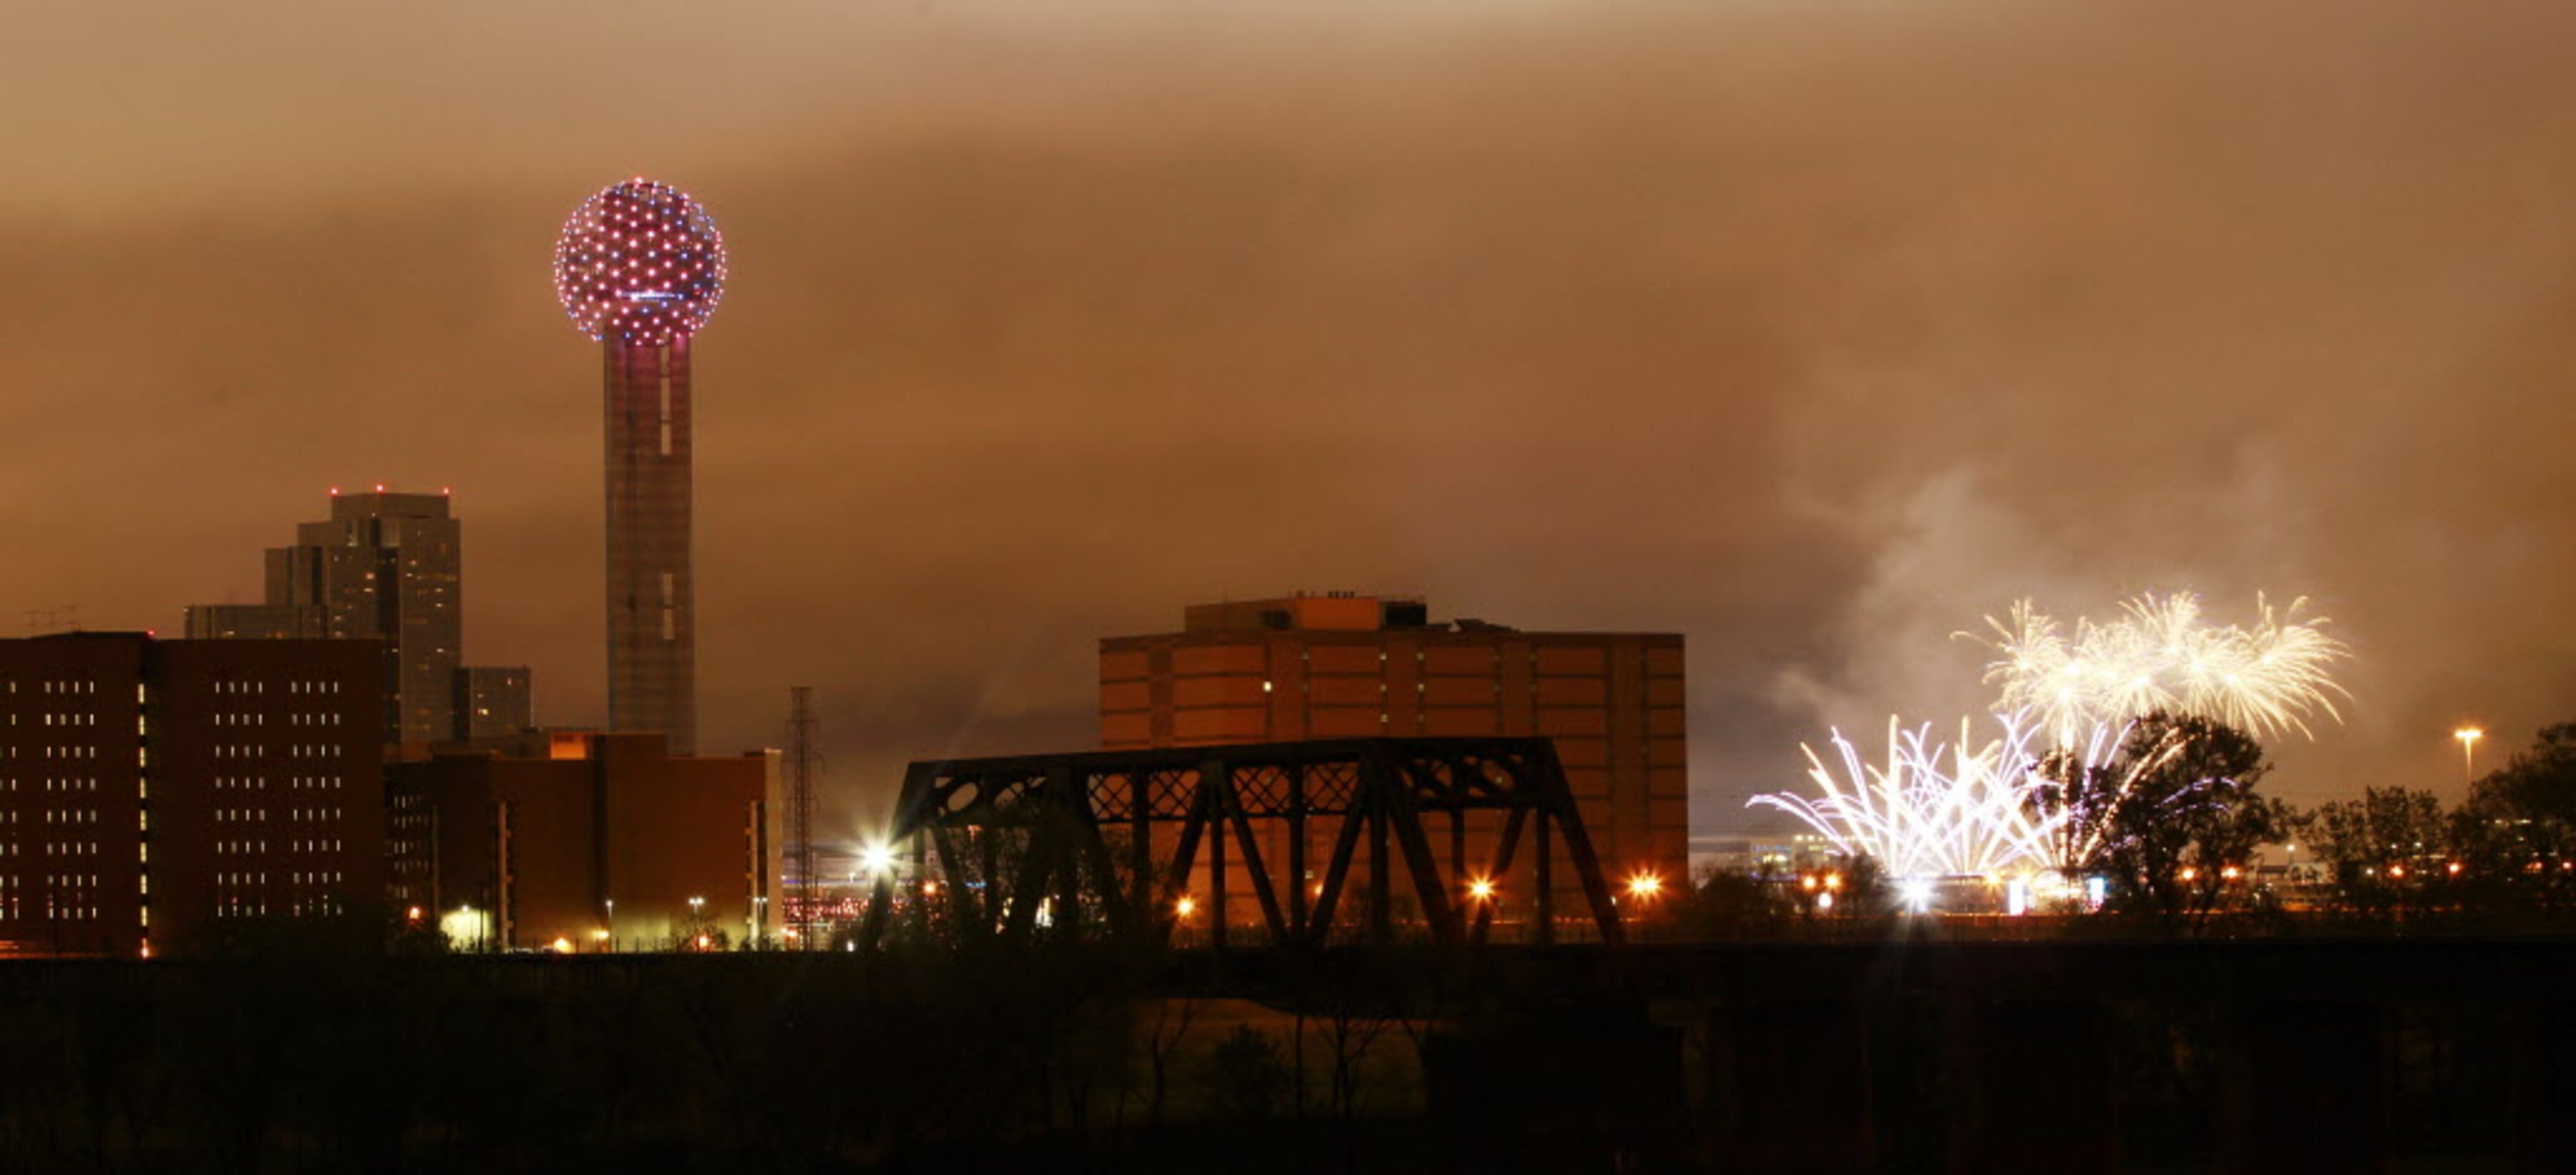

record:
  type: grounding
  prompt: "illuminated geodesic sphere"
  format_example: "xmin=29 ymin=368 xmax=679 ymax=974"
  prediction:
xmin=554 ymin=178 xmax=726 ymax=346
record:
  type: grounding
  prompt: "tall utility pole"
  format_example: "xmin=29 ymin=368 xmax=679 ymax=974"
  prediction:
xmin=786 ymin=686 xmax=821 ymax=948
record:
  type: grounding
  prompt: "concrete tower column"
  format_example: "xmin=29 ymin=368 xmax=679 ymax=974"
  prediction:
xmin=604 ymin=335 xmax=696 ymax=755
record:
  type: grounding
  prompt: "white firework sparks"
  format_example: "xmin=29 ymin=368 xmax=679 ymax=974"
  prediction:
xmin=1749 ymin=715 xmax=2063 ymax=878
xmin=2021 ymin=716 xmax=2203 ymax=873
xmin=1977 ymin=592 xmax=2349 ymax=747
xmin=1755 ymin=591 xmax=2348 ymax=892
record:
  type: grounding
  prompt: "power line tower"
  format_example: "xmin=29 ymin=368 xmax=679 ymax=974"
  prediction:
xmin=784 ymin=686 xmax=822 ymax=949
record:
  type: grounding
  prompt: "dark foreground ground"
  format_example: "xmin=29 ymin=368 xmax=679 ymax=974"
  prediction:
xmin=0 ymin=936 xmax=2567 ymax=1174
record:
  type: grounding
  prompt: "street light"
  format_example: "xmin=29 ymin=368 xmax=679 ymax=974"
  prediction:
xmin=2455 ymin=727 xmax=2485 ymax=785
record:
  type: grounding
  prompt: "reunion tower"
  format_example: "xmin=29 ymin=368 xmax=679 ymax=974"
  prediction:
xmin=554 ymin=178 xmax=727 ymax=755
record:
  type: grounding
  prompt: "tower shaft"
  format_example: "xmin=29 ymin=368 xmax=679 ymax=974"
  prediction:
xmin=604 ymin=337 xmax=696 ymax=755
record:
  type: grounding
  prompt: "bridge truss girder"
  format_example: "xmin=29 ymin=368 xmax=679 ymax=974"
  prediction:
xmin=860 ymin=737 xmax=1623 ymax=951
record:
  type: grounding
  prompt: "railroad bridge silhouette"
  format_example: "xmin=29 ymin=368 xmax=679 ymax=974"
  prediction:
xmin=859 ymin=737 xmax=1624 ymax=951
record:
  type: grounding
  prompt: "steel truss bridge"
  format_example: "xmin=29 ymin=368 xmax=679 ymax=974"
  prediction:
xmin=860 ymin=738 xmax=1623 ymax=950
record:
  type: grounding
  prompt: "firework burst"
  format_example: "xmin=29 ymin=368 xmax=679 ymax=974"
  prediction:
xmin=1976 ymin=592 xmax=2348 ymax=747
xmin=1750 ymin=715 xmax=2064 ymax=878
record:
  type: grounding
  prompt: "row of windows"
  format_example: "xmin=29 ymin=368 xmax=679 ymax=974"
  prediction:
xmin=214 ymin=807 xmax=348 ymax=824
xmin=212 ymin=744 xmax=354 ymax=759
xmin=36 ymin=777 xmax=101 ymax=791
xmin=39 ymin=809 xmax=99 ymax=825
xmin=33 ymin=746 xmax=102 ymax=760
xmin=212 ymin=899 xmax=349 ymax=918
xmin=215 ymin=842 xmax=268 ymax=856
xmin=40 ymin=842 xmax=101 ymax=857
xmin=286 ymin=681 xmax=345 ymax=695
xmin=218 ymin=776 xmax=353 ymax=791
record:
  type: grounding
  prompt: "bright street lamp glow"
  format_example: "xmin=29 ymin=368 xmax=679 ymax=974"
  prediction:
xmin=858 ymin=842 xmax=896 ymax=876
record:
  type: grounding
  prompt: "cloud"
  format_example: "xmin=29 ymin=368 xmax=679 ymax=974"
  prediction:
xmin=5 ymin=0 xmax=2574 ymax=832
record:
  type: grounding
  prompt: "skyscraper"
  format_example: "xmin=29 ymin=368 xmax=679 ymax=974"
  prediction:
xmin=189 ymin=490 xmax=459 ymax=746
xmin=281 ymin=491 xmax=460 ymax=746
xmin=187 ymin=490 xmax=532 ymax=751
xmin=453 ymin=665 xmax=534 ymax=745
xmin=554 ymin=178 xmax=726 ymax=756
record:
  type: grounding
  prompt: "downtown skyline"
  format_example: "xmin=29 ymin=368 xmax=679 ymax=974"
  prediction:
xmin=5 ymin=1 xmax=2573 ymax=835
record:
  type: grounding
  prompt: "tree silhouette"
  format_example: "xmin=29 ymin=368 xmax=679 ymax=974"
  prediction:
xmin=2031 ymin=712 xmax=2276 ymax=925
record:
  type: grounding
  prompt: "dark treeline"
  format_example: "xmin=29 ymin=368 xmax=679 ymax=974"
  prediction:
xmin=4 ymin=938 xmax=2574 ymax=1174
xmin=0 ymin=944 xmax=1605 ymax=1175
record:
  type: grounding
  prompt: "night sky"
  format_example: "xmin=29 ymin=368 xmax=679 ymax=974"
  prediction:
xmin=6 ymin=2 xmax=2572 ymax=840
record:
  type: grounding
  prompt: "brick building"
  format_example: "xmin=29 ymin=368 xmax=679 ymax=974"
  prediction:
xmin=388 ymin=732 xmax=776 ymax=950
xmin=1100 ymin=594 xmax=1686 ymax=923
xmin=0 ymin=633 xmax=382 ymax=957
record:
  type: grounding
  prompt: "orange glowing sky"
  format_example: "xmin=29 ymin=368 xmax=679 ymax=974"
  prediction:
xmin=4 ymin=1 xmax=2572 ymax=833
